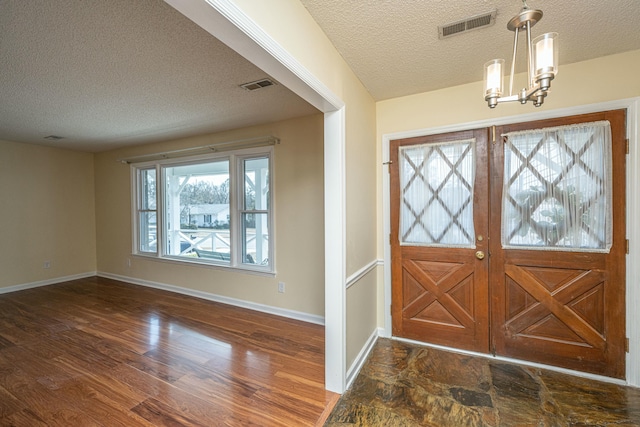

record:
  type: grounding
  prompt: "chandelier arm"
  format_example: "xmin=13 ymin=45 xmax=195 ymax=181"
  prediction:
xmin=509 ymin=29 xmax=519 ymax=97
xmin=526 ymin=21 xmax=534 ymax=88
xmin=496 ymin=94 xmax=520 ymax=103
xmin=522 ymin=84 xmax=540 ymax=100
xmin=495 ymin=82 xmax=546 ymax=105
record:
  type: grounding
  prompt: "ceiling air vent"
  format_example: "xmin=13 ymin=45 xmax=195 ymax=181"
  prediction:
xmin=240 ymin=78 xmax=277 ymax=91
xmin=438 ymin=10 xmax=497 ymax=39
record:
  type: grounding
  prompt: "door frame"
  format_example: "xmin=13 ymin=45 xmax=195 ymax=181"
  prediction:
xmin=382 ymin=97 xmax=640 ymax=386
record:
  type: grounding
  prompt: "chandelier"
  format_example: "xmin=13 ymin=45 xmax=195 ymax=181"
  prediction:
xmin=484 ymin=1 xmax=558 ymax=108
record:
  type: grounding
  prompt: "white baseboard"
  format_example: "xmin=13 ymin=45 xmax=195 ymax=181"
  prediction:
xmin=97 ymin=271 xmax=325 ymax=326
xmin=0 ymin=272 xmax=97 ymax=294
xmin=346 ymin=327 xmax=382 ymax=389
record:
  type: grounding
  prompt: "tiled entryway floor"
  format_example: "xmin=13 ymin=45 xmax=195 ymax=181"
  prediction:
xmin=325 ymin=338 xmax=640 ymax=426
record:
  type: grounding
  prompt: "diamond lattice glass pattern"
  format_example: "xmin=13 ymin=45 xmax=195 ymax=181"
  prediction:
xmin=502 ymin=121 xmax=612 ymax=252
xmin=399 ymin=139 xmax=475 ymax=247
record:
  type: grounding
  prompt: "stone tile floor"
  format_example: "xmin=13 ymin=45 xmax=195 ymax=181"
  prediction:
xmin=325 ymin=338 xmax=640 ymax=426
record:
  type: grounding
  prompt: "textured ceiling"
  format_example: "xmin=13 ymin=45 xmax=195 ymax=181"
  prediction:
xmin=2 ymin=1 xmax=640 ymax=152
xmin=300 ymin=0 xmax=640 ymax=100
xmin=0 ymin=0 xmax=319 ymax=152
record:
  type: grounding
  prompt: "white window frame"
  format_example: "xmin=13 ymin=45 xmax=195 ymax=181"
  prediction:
xmin=131 ymin=146 xmax=275 ymax=275
xmin=134 ymin=167 xmax=158 ymax=255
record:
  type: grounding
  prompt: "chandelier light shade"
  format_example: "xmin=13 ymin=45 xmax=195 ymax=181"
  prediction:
xmin=484 ymin=59 xmax=505 ymax=98
xmin=534 ymin=32 xmax=558 ymax=79
xmin=484 ymin=1 xmax=558 ymax=108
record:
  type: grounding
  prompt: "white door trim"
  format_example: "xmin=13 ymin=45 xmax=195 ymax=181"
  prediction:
xmin=382 ymin=98 xmax=640 ymax=386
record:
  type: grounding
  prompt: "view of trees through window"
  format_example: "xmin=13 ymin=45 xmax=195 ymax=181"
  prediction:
xmin=181 ymin=179 xmax=229 ymax=204
xmin=179 ymin=178 xmax=232 ymax=229
xmin=179 ymin=177 xmax=257 ymax=229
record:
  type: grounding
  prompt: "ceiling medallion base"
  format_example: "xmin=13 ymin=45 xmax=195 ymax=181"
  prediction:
xmin=507 ymin=8 xmax=543 ymax=31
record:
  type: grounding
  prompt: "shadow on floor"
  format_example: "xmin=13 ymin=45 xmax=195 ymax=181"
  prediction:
xmin=325 ymin=338 xmax=640 ymax=426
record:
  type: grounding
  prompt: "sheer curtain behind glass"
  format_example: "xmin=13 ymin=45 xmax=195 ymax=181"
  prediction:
xmin=399 ymin=139 xmax=476 ymax=247
xmin=502 ymin=121 xmax=612 ymax=252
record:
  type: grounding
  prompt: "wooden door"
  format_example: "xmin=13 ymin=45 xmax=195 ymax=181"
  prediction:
xmin=390 ymin=128 xmax=490 ymax=353
xmin=490 ymin=110 xmax=627 ymax=378
xmin=390 ymin=110 xmax=626 ymax=379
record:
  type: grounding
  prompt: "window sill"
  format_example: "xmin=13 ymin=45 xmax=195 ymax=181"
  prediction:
xmin=132 ymin=253 xmax=276 ymax=277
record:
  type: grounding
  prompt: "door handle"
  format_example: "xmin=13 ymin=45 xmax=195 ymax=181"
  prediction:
xmin=475 ymin=251 xmax=485 ymax=260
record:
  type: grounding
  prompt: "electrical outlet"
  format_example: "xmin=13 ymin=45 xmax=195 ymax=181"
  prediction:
xmin=127 ymin=258 xmax=131 ymax=268
xmin=43 ymin=261 xmax=51 ymax=269
xmin=278 ymin=282 xmax=285 ymax=293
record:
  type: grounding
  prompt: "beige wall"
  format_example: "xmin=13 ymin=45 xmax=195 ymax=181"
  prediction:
xmin=0 ymin=140 xmax=96 ymax=288
xmin=346 ymin=270 xmax=378 ymax=369
xmin=4 ymin=5 xmax=635 ymax=388
xmin=376 ymin=49 xmax=640 ymax=327
xmin=377 ymin=50 xmax=640 ymax=141
xmin=95 ymin=114 xmax=326 ymax=316
xmin=230 ymin=1 xmax=380 ymax=381
xmin=231 ymin=0 xmax=378 ymax=278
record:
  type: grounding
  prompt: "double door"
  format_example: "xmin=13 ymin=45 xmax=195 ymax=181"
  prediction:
xmin=390 ymin=110 xmax=626 ymax=378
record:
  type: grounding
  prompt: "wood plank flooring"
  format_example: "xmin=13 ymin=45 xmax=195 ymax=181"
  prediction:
xmin=0 ymin=276 xmax=337 ymax=426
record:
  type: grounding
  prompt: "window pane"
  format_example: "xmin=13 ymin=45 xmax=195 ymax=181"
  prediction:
xmin=164 ymin=160 xmax=230 ymax=262
xmin=501 ymin=121 xmax=612 ymax=252
xmin=399 ymin=139 xmax=475 ymax=247
xmin=242 ymin=213 xmax=268 ymax=265
xmin=139 ymin=212 xmax=157 ymax=253
xmin=140 ymin=169 xmax=156 ymax=210
xmin=133 ymin=149 xmax=274 ymax=272
xmin=244 ymin=157 xmax=269 ymax=210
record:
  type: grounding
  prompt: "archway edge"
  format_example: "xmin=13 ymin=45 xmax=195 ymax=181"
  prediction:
xmin=164 ymin=0 xmax=348 ymax=393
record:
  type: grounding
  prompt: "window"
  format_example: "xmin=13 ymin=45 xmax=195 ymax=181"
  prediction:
xmin=137 ymin=168 xmax=157 ymax=253
xmin=398 ymin=139 xmax=475 ymax=247
xmin=132 ymin=147 xmax=274 ymax=273
xmin=241 ymin=157 xmax=270 ymax=265
xmin=501 ymin=121 xmax=612 ymax=252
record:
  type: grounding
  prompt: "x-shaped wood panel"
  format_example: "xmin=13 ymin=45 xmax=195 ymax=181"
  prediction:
xmin=504 ymin=264 xmax=606 ymax=350
xmin=402 ymin=260 xmax=475 ymax=329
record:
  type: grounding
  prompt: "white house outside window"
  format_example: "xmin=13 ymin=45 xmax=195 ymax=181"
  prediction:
xmin=132 ymin=147 xmax=274 ymax=273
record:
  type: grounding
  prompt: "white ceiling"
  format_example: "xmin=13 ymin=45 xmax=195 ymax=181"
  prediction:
xmin=300 ymin=0 xmax=640 ymax=100
xmin=2 ymin=0 xmax=639 ymax=152
xmin=0 ymin=0 xmax=318 ymax=152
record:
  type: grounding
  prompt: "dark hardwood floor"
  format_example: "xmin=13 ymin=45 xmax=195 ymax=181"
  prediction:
xmin=0 ymin=276 xmax=337 ymax=426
